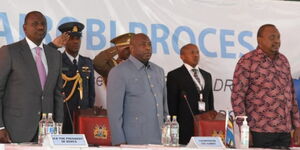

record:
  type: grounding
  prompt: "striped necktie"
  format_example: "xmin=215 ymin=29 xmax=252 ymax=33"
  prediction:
xmin=192 ymin=68 xmax=202 ymax=92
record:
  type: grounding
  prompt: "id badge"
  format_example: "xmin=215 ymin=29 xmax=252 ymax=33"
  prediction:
xmin=198 ymin=101 xmax=206 ymax=111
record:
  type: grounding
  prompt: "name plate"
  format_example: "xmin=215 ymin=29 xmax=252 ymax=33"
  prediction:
xmin=186 ymin=136 xmax=225 ymax=148
xmin=43 ymin=134 xmax=88 ymax=147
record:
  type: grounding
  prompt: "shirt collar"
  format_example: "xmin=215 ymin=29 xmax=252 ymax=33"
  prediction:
xmin=129 ymin=55 xmax=151 ymax=70
xmin=256 ymin=48 xmax=280 ymax=60
xmin=256 ymin=48 xmax=267 ymax=56
xmin=184 ymin=63 xmax=199 ymax=71
xmin=25 ymin=37 xmax=43 ymax=49
xmin=65 ymin=51 xmax=79 ymax=63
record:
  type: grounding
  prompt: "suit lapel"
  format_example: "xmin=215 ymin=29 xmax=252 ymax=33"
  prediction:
xmin=78 ymin=55 xmax=83 ymax=72
xmin=19 ymin=39 xmax=42 ymax=90
xmin=43 ymin=44 xmax=53 ymax=91
xmin=180 ymin=65 xmax=198 ymax=90
xmin=62 ymin=52 xmax=81 ymax=78
xmin=62 ymin=52 xmax=73 ymax=66
xmin=199 ymin=69 xmax=207 ymax=91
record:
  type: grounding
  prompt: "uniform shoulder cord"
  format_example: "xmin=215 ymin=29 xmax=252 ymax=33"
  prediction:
xmin=62 ymin=72 xmax=83 ymax=102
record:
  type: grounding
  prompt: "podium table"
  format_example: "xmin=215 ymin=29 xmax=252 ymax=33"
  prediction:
xmin=73 ymin=109 xmax=111 ymax=146
xmin=4 ymin=144 xmax=293 ymax=150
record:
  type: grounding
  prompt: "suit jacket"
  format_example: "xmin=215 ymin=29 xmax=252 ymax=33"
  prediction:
xmin=62 ymin=52 xmax=95 ymax=111
xmin=167 ymin=65 xmax=214 ymax=144
xmin=93 ymin=47 xmax=118 ymax=84
xmin=61 ymin=52 xmax=95 ymax=133
xmin=0 ymin=39 xmax=64 ymax=142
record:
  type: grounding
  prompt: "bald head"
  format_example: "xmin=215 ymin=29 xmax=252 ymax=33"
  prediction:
xmin=257 ymin=24 xmax=276 ymax=38
xmin=24 ymin=11 xmax=45 ymax=25
xmin=180 ymin=44 xmax=198 ymax=55
xmin=257 ymin=24 xmax=280 ymax=57
xmin=130 ymin=33 xmax=152 ymax=64
xmin=180 ymin=44 xmax=200 ymax=68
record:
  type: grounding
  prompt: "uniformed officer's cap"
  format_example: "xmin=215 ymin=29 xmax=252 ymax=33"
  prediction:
xmin=110 ymin=33 xmax=135 ymax=46
xmin=58 ymin=22 xmax=84 ymax=37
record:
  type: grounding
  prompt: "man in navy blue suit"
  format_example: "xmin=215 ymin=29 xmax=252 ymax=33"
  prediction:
xmin=57 ymin=22 xmax=95 ymax=134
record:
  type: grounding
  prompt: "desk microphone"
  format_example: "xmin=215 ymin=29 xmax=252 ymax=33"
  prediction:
xmin=65 ymin=102 xmax=75 ymax=134
xmin=182 ymin=91 xmax=202 ymax=136
xmin=181 ymin=91 xmax=195 ymax=121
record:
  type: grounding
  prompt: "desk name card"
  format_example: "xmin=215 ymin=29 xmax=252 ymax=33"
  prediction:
xmin=187 ymin=136 xmax=225 ymax=148
xmin=43 ymin=134 xmax=88 ymax=147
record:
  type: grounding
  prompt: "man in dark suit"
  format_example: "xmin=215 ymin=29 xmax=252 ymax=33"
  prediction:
xmin=57 ymin=22 xmax=95 ymax=134
xmin=167 ymin=43 xmax=215 ymax=144
xmin=0 ymin=11 xmax=64 ymax=143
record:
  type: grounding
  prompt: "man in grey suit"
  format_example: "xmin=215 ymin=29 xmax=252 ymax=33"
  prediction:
xmin=107 ymin=33 xmax=169 ymax=145
xmin=0 ymin=11 xmax=64 ymax=143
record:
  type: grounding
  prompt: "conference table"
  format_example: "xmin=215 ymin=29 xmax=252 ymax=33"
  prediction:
xmin=3 ymin=144 xmax=300 ymax=150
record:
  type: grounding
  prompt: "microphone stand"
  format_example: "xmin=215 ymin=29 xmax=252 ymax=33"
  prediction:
xmin=182 ymin=91 xmax=201 ymax=136
xmin=182 ymin=91 xmax=196 ymax=121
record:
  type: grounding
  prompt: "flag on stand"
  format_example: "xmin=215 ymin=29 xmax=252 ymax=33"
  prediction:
xmin=225 ymin=110 xmax=235 ymax=148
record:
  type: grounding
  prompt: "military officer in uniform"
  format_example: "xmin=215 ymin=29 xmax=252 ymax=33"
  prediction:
xmin=57 ymin=22 xmax=95 ymax=133
xmin=93 ymin=33 xmax=135 ymax=85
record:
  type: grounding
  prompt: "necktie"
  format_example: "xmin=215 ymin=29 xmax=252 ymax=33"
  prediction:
xmin=191 ymin=68 xmax=202 ymax=92
xmin=35 ymin=47 xmax=47 ymax=89
xmin=73 ymin=59 xmax=78 ymax=70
